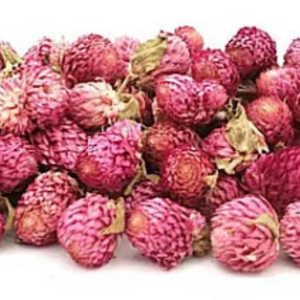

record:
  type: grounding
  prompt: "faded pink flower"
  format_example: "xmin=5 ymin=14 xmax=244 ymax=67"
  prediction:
xmin=0 ymin=77 xmax=34 ymax=136
xmin=198 ymin=174 xmax=244 ymax=219
xmin=114 ymin=36 xmax=140 ymax=79
xmin=76 ymin=120 xmax=143 ymax=195
xmin=0 ymin=134 xmax=38 ymax=193
xmin=174 ymin=25 xmax=204 ymax=57
xmin=144 ymin=119 xmax=200 ymax=171
xmin=62 ymin=34 xmax=121 ymax=87
xmin=58 ymin=194 xmax=124 ymax=268
xmin=30 ymin=120 xmax=88 ymax=172
xmin=126 ymin=197 xmax=209 ymax=269
xmin=15 ymin=171 xmax=81 ymax=246
xmin=192 ymin=49 xmax=240 ymax=96
xmin=156 ymin=74 xmax=228 ymax=126
xmin=243 ymin=147 xmax=300 ymax=216
xmin=160 ymin=145 xmax=215 ymax=208
xmin=246 ymin=96 xmax=294 ymax=147
xmin=280 ymin=202 xmax=300 ymax=266
xmin=211 ymin=195 xmax=279 ymax=272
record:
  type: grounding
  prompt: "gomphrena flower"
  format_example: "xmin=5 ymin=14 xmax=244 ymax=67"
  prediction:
xmin=62 ymin=34 xmax=121 ymax=87
xmin=24 ymin=66 xmax=68 ymax=129
xmin=76 ymin=120 xmax=143 ymax=195
xmin=14 ymin=171 xmax=81 ymax=246
xmin=256 ymin=66 xmax=299 ymax=100
xmin=280 ymin=202 xmax=300 ymax=266
xmin=114 ymin=36 xmax=140 ymax=79
xmin=246 ymin=96 xmax=294 ymax=147
xmin=211 ymin=195 xmax=280 ymax=272
xmin=174 ymin=25 xmax=204 ymax=58
xmin=201 ymin=104 xmax=268 ymax=174
xmin=243 ymin=147 xmax=300 ymax=216
xmin=23 ymin=37 xmax=68 ymax=72
xmin=256 ymin=66 xmax=300 ymax=123
xmin=160 ymin=145 xmax=215 ymax=209
xmin=126 ymin=197 xmax=209 ymax=269
xmin=226 ymin=26 xmax=277 ymax=78
xmin=0 ymin=77 xmax=33 ymax=136
xmin=155 ymin=74 xmax=228 ymax=127
xmin=192 ymin=48 xmax=240 ymax=96
xmin=119 ymin=87 xmax=155 ymax=127
xmin=68 ymin=81 xmax=119 ymax=130
xmin=30 ymin=119 xmax=88 ymax=172
xmin=144 ymin=119 xmax=200 ymax=171
xmin=284 ymin=38 xmax=300 ymax=70
xmin=130 ymin=32 xmax=191 ymax=85
xmin=124 ymin=177 xmax=161 ymax=218
xmin=198 ymin=174 xmax=244 ymax=220
xmin=0 ymin=134 xmax=38 ymax=193
xmin=58 ymin=194 xmax=125 ymax=268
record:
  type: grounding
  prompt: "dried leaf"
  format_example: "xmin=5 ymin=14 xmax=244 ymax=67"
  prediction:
xmin=100 ymin=198 xmax=125 ymax=235
xmin=226 ymin=103 xmax=268 ymax=154
xmin=131 ymin=37 xmax=168 ymax=78
xmin=247 ymin=213 xmax=279 ymax=239
xmin=118 ymin=94 xmax=141 ymax=121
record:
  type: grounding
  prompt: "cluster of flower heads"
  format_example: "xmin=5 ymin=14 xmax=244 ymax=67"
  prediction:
xmin=1 ymin=25 xmax=300 ymax=273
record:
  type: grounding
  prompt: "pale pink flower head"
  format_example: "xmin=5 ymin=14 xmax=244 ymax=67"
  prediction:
xmin=76 ymin=120 xmax=143 ymax=195
xmin=284 ymin=38 xmax=300 ymax=70
xmin=246 ymin=96 xmax=294 ymax=147
xmin=174 ymin=25 xmax=204 ymax=58
xmin=243 ymin=147 xmax=300 ymax=216
xmin=0 ymin=134 xmax=38 ymax=193
xmin=30 ymin=119 xmax=88 ymax=172
xmin=0 ymin=77 xmax=34 ymax=136
xmin=212 ymin=195 xmax=279 ymax=272
xmin=15 ymin=171 xmax=81 ymax=246
xmin=280 ymin=202 xmax=300 ymax=266
xmin=126 ymin=197 xmax=209 ymax=269
xmin=58 ymin=194 xmax=124 ymax=268
xmin=114 ymin=36 xmax=140 ymax=79
xmin=24 ymin=66 xmax=68 ymax=129
xmin=68 ymin=81 xmax=119 ymax=130
xmin=62 ymin=34 xmax=121 ymax=87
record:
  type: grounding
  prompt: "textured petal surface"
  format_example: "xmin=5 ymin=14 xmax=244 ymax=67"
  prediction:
xmin=30 ymin=119 xmax=88 ymax=172
xmin=160 ymin=145 xmax=215 ymax=208
xmin=57 ymin=193 xmax=121 ymax=268
xmin=226 ymin=26 xmax=277 ymax=78
xmin=246 ymin=96 xmax=294 ymax=147
xmin=211 ymin=195 xmax=279 ymax=272
xmin=280 ymin=202 xmax=300 ymax=266
xmin=126 ymin=197 xmax=207 ymax=269
xmin=15 ymin=171 xmax=81 ymax=246
xmin=192 ymin=48 xmax=240 ymax=96
xmin=144 ymin=119 xmax=200 ymax=171
xmin=243 ymin=147 xmax=300 ymax=216
xmin=0 ymin=134 xmax=38 ymax=192
xmin=76 ymin=120 xmax=143 ymax=195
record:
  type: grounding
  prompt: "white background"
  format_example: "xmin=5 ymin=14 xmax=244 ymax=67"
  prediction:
xmin=1 ymin=0 xmax=300 ymax=298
